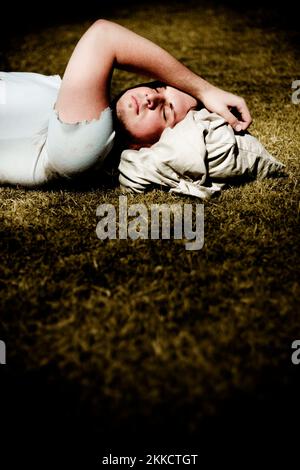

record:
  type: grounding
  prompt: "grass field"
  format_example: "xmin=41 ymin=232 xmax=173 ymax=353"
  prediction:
xmin=1 ymin=0 xmax=299 ymax=465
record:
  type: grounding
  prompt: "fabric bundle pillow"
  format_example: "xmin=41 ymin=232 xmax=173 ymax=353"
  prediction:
xmin=118 ymin=109 xmax=285 ymax=199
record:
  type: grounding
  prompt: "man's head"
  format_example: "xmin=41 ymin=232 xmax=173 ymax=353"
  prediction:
xmin=112 ymin=81 xmax=198 ymax=150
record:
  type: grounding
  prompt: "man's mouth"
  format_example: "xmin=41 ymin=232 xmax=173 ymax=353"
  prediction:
xmin=131 ymin=95 xmax=139 ymax=114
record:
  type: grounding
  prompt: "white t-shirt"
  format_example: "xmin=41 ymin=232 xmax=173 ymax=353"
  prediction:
xmin=0 ymin=72 xmax=115 ymax=187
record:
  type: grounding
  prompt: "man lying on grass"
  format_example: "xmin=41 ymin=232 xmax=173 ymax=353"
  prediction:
xmin=0 ymin=19 xmax=254 ymax=188
xmin=116 ymin=81 xmax=285 ymax=199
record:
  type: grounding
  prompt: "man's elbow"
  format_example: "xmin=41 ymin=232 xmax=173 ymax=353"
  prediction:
xmin=92 ymin=18 xmax=114 ymax=32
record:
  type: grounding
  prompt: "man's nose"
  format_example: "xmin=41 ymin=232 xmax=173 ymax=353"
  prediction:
xmin=145 ymin=92 xmax=164 ymax=109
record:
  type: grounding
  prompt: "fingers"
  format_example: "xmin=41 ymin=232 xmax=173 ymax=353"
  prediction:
xmin=218 ymin=107 xmax=243 ymax=132
xmin=219 ymin=94 xmax=253 ymax=131
xmin=234 ymin=97 xmax=252 ymax=130
xmin=201 ymin=87 xmax=253 ymax=132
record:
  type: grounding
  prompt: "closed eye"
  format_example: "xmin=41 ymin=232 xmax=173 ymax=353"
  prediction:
xmin=163 ymin=107 xmax=167 ymax=121
xmin=153 ymin=86 xmax=169 ymax=122
xmin=162 ymin=104 xmax=174 ymax=123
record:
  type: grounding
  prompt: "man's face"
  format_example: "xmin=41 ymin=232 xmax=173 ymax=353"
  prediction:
xmin=115 ymin=85 xmax=198 ymax=147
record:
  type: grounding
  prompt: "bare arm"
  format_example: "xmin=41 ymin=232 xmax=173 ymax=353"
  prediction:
xmin=55 ymin=19 xmax=251 ymax=131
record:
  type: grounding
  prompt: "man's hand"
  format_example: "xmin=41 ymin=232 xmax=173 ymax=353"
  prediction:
xmin=199 ymin=84 xmax=252 ymax=132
